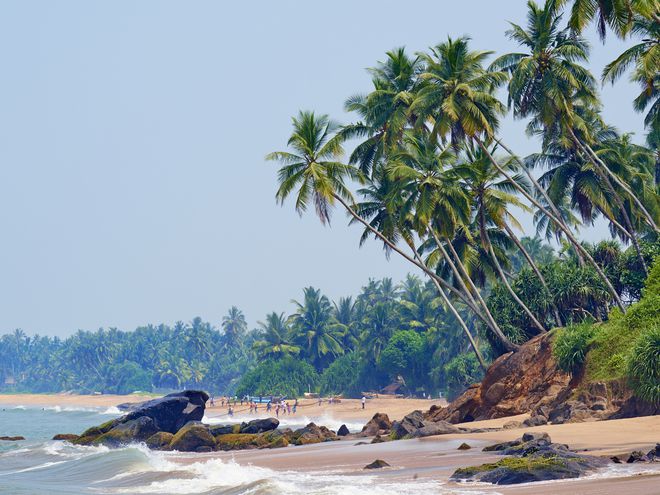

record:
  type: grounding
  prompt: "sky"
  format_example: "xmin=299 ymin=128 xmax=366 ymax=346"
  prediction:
xmin=0 ymin=1 xmax=647 ymax=337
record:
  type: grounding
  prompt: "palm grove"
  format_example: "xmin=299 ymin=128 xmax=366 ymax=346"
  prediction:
xmin=1 ymin=0 xmax=658 ymax=400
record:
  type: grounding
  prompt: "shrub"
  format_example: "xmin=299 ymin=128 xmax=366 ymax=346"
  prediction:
xmin=235 ymin=357 xmax=319 ymax=398
xmin=553 ymin=323 xmax=597 ymax=374
xmin=443 ymin=352 xmax=484 ymax=400
xmin=627 ymin=325 xmax=660 ymax=404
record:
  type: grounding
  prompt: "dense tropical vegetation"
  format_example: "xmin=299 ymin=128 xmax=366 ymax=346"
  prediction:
xmin=1 ymin=0 xmax=657 ymax=403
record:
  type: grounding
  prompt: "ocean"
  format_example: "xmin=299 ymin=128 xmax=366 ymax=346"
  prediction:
xmin=1 ymin=405 xmax=657 ymax=495
xmin=0 ymin=405 xmax=455 ymax=495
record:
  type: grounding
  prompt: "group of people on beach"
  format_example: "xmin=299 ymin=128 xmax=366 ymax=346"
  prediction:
xmin=208 ymin=394 xmax=366 ymax=418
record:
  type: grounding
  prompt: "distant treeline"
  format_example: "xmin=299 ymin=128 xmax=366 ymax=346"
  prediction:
xmin=1 ymin=237 xmax=655 ymax=399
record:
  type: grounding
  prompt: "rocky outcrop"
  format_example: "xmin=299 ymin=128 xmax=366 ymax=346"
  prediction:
xmin=452 ymin=433 xmax=607 ymax=485
xmin=52 ymin=433 xmax=79 ymax=442
xmin=289 ymin=423 xmax=338 ymax=445
xmin=0 ymin=436 xmax=25 ymax=441
xmin=391 ymin=411 xmax=459 ymax=439
xmin=169 ymin=421 xmax=217 ymax=452
xmin=360 ymin=413 xmax=392 ymax=437
xmin=427 ymin=334 xmax=572 ymax=423
xmin=425 ymin=333 xmax=659 ymax=425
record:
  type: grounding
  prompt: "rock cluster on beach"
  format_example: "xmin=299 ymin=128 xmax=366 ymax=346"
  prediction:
xmin=52 ymin=390 xmax=339 ymax=452
xmin=451 ymin=432 xmax=608 ymax=485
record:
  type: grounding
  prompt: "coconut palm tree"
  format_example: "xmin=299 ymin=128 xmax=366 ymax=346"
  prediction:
xmin=221 ymin=306 xmax=247 ymax=351
xmin=253 ymin=312 xmax=300 ymax=360
xmin=456 ymin=145 xmax=549 ymax=332
xmin=289 ymin=287 xmax=345 ymax=370
xmin=342 ymin=47 xmax=423 ymax=177
xmin=556 ymin=0 xmax=639 ymax=39
xmin=602 ymin=11 xmax=659 ymax=130
xmin=492 ymin=0 xmax=658 ymax=233
xmin=267 ymin=111 xmax=506 ymax=359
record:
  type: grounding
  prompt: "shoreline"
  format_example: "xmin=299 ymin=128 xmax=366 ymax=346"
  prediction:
xmin=2 ymin=393 xmax=659 ymax=494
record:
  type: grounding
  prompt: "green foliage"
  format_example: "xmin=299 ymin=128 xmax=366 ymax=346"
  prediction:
xmin=553 ymin=324 xmax=598 ymax=373
xmin=234 ymin=357 xmax=319 ymax=398
xmin=378 ymin=330 xmax=424 ymax=380
xmin=585 ymin=258 xmax=660 ymax=384
xmin=318 ymin=352 xmax=385 ymax=397
xmin=104 ymin=361 xmax=152 ymax=395
xmin=442 ymin=352 xmax=484 ymax=400
xmin=627 ymin=325 xmax=660 ymax=404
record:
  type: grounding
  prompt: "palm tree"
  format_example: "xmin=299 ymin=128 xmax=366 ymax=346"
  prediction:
xmin=602 ymin=11 xmax=659 ymax=130
xmin=253 ymin=312 xmax=300 ymax=360
xmin=289 ymin=287 xmax=345 ymax=370
xmin=556 ymin=0 xmax=640 ymax=39
xmin=342 ymin=47 xmax=423 ymax=177
xmin=267 ymin=110 xmax=506 ymax=358
xmin=457 ymin=146 xmax=548 ymax=332
xmin=492 ymin=0 xmax=658 ymax=233
xmin=221 ymin=306 xmax=247 ymax=350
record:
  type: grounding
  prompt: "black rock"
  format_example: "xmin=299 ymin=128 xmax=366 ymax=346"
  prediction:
xmin=209 ymin=424 xmax=235 ymax=436
xmin=240 ymin=418 xmax=280 ymax=434
xmin=123 ymin=390 xmax=209 ymax=434
xmin=337 ymin=424 xmax=350 ymax=436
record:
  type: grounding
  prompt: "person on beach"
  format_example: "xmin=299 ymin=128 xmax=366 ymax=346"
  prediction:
xmin=210 ymin=395 xmax=215 ymax=407
xmin=361 ymin=396 xmax=366 ymax=409
xmin=228 ymin=406 xmax=234 ymax=417
xmin=286 ymin=402 xmax=291 ymax=415
xmin=266 ymin=400 xmax=272 ymax=413
xmin=275 ymin=404 xmax=280 ymax=417
xmin=293 ymin=398 xmax=298 ymax=414
xmin=318 ymin=397 xmax=322 ymax=407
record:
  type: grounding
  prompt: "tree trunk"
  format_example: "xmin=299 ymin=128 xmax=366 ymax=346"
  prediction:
xmin=409 ymin=246 xmax=487 ymax=370
xmin=569 ymin=128 xmax=659 ymax=233
xmin=430 ymin=229 xmax=510 ymax=342
xmin=503 ymin=222 xmax=563 ymax=327
xmin=442 ymin=237 xmax=519 ymax=349
xmin=479 ymin=211 xmax=547 ymax=334
xmin=494 ymin=138 xmax=586 ymax=266
xmin=475 ymin=138 xmax=627 ymax=313
xmin=332 ymin=193 xmax=519 ymax=352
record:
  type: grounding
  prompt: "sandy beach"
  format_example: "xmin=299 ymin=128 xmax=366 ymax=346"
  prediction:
xmin=2 ymin=393 xmax=658 ymax=494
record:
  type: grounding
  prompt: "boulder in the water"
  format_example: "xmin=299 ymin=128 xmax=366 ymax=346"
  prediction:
xmin=169 ymin=421 xmax=216 ymax=452
xmin=92 ymin=417 xmax=159 ymax=447
xmin=240 ymin=418 xmax=279 ymax=434
xmin=146 ymin=431 xmax=174 ymax=450
xmin=52 ymin=434 xmax=79 ymax=442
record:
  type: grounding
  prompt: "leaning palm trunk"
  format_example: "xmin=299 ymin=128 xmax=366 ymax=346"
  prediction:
xmin=429 ymin=229 xmax=510 ymax=342
xmin=332 ymin=193 xmax=519 ymax=353
xmin=475 ymin=138 xmax=627 ymax=313
xmin=573 ymin=146 xmax=650 ymax=275
xmin=409 ymin=246 xmax=487 ymax=370
xmin=569 ymin=128 xmax=659 ymax=233
xmin=444 ymin=238 xmax=515 ymax=344
xmin=480 ymin=213 xmax=547 ymax=334
xmin=494 ymin=138 xmax=586 ymax=266
xmin=503 ymin=222 xmax=563 ymax=327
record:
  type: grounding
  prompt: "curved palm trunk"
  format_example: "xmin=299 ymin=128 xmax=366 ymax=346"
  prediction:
xmin=444 ymin=239 xmax=514 ymax=343
xmin=476 ymin=138 xmax=627 ymax=313
xmin=409 ymin=247 xmax=487 ymax=371
xmin=429 ymin=229 xmax=509 ymax=341
xmin=479 ymin=213 xmax=547 ymax=334
xmin=503 ymin=222 xmax=563 ymax=327
xmin=573 ymin=146 xmax=650 ymax=275
xmin=332 ymin=192 xmax=519 ymax=352
xmin=494 ymin=138 xmax=586 ymax=266
xmin=570 ymin=129 xmax=659 ymax=233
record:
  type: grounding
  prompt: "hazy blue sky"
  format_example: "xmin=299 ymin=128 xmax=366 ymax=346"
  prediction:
xmin=0 ymin=1 xmax=646 ymax=336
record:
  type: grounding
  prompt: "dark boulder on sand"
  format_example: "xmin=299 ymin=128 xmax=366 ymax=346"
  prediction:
xmin=453 ymin=433 xmax=606 ymax=485
xmin=337 ymin=424 xmax=350 ymax=436
xmin=360 ymin=413 xmax=392 ymax=437
xmin=364 ymin=459 xmax=390 ymax=469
